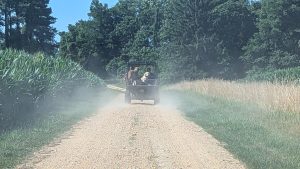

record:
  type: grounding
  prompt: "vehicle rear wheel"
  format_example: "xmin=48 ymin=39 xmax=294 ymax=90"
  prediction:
xmin=125 ymin=91 xmax=131 ymax=104
xmin=154 ymin=97 xmax=160 ymax=105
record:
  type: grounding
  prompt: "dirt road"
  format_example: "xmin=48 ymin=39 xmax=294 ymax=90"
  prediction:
xmin=19 ymin=95 xmax=245 ymax=169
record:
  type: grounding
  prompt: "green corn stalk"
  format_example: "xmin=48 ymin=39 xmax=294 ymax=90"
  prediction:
xmin=0 ymin=49 xmax=104 ymax=130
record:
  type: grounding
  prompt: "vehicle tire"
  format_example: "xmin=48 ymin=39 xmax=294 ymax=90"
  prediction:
xmin=125 ymin=91 xmax=131 ymax=104
xmin=154 ymin=96 xmax=160 ymax=105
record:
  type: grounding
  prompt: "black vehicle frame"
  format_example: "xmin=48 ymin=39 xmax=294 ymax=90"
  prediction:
xmin=124 ymin=61 xmax=160 ymax=104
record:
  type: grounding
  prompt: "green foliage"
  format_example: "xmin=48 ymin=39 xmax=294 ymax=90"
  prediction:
xmin=60 ymin=0 xmax=299 ymax=83
xmin=0 ymin=0 xmax=57 ymax=54
xmin=245 ymin=67 xmax=300 ymax=83
xmin=243 ymin=0 xmax=300 ymax=70
xmin=159 ymin=0 xmax=257 ymax=82
xmin=0 ymin=49 xmax=104 ymax=130
xmin=60 ymin=0 xmax=164 ymax=79
xmin=59 ymin=1 xmax=116 ymax=78
xmin=105 ymin=55 xmax=128 ymax=78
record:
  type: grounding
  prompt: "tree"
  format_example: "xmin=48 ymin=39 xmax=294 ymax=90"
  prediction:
xmin=0 ymin=0 xmax=14 ymax=48
xmin=23 ymin=0 xmax=57 ymax=54
xmin=106 ymin=0 xmax=165 ymax=77
xmin=60 ymin=0 xmax=115 ymax=78
xmin=243 ymin=0 xmax=300 ymax=70
xmin=160 ymin=0 xmax=223 ymax=81
xmin=211 ymin=0 xmax=258 ymax=78
xmin=0 ymin=0 xmax=57 ymax=54
xmin=159 ymin=0 xmax=258 ymax=81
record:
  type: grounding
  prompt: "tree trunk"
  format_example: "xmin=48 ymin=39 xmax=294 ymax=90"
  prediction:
xmin=15 ymin=2 xmax=22 ymax=49
xmin=4 ymin=1 xmax=10 ymax=48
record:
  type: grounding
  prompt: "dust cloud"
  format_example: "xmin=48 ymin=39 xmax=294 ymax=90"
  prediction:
xmin=18 ymin=92 xmax=245 ymax=169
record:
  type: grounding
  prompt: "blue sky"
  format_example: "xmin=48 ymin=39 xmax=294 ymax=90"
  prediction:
xmin=49 ymin=0 xmax=118 ymax=35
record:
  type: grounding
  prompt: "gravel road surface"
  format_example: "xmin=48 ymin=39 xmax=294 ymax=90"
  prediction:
xmin=19 ymin=95 xmax=245 ymax=169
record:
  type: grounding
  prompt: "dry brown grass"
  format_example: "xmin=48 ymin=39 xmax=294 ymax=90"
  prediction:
xmin=168 ymin=79 xmax=300 ymax=113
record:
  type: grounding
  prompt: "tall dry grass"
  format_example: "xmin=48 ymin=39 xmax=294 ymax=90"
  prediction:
xmin=168 ymin=79 xmax=300 ymax=113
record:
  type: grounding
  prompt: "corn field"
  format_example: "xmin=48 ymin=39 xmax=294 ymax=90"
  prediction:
xmin=168 ymin=79 xmax=300 ymax=113
xmin=0 ymin=50 xmax=104 ymax=130
xmin=245 ymin=68 xmax=300 ymax=83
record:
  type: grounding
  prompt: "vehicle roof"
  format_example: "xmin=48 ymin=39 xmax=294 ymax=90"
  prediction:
xmin=127 ymin=61 xmax=157 ymax=66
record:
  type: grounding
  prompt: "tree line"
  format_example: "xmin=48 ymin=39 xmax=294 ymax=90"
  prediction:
xmin=0 ymin=0 xmax=299 ymax=83
xmin=59 ymin=0 xmax=299 ymax=82
xmin=0 ymin=0 xmax=56 ymax=54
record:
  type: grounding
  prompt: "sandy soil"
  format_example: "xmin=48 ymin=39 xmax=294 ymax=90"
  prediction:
xmin=18 ymin=95 xmax=246 ymax=169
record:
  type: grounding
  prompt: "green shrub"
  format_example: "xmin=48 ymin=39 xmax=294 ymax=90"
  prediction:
xmin=0 ymin=49 xmax=104 ymax=130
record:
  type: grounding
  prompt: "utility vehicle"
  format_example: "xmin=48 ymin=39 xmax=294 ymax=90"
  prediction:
xmin=124 ymin=61 xmax=159 ymax=104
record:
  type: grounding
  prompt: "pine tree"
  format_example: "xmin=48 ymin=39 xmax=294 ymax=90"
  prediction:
xmin=9 ymin=0 xmax=27 ymax=49
xmin=23 ymin=0 xmax=57 ymax=54
xmin=0 ymin=0 xmax=13 ymax=48
xmin=0 ymin=0 xmax=56 ymax=54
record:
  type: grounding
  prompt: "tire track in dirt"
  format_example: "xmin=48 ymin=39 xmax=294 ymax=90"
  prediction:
xmin=18 ymin=95 xmax=245 ymax=169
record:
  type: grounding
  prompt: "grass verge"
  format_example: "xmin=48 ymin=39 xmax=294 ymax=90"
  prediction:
xmin=163 ymin=90 xmax=300 ymax=169
xmin=0 ymin=89 xmax=118 ymax=168
xmin=168 ymin=79 xmax=300 ymax=113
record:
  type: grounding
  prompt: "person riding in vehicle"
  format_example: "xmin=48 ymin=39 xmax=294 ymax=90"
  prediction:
xmin=127 ymin=66 xmax=139 ymax=85
xmin=141 ymin=67 xmax=156 ymax=85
